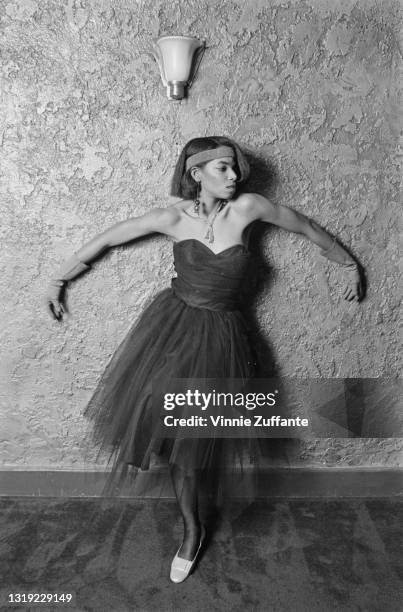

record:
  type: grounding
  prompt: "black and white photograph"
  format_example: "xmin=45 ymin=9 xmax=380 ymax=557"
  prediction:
xmin=0 ymin=0 xmax=402 ymax=610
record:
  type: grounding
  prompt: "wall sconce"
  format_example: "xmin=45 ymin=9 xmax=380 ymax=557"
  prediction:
xmin=153 ymin=36 xmax=205 ymax=100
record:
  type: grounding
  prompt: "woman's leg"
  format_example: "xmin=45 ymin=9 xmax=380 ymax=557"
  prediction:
xmin=170 ymin=464 xmax=201 ymax=560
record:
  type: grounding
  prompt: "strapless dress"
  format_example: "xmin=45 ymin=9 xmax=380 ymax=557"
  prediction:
xmin=83 ymin=238 xmax=261 ymax=495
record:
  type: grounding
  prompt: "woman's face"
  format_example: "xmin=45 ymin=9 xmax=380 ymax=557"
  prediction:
xmin=195 ymin=156 xmax=238 ymax=200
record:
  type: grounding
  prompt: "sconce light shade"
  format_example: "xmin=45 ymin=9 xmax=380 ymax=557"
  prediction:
xmin=153 ymin=36 xmax=205 ymax=100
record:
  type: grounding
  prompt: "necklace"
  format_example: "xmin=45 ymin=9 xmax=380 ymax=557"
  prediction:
xmin=193 ymin=198 xmax=228 ymax=243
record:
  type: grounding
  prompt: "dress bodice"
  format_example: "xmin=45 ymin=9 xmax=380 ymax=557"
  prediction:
xmin=171 ymin=239 xmax=252 ymax=311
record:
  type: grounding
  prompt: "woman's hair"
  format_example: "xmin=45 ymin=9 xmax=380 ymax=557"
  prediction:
xmin=170 ymin=136 xmax=250 ymax=199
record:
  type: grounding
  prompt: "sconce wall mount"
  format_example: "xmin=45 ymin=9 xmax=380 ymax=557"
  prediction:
xmin=153 ymin=36 xmax=205 ymax=101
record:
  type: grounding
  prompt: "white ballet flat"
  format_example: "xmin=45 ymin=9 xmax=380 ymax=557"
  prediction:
xmin=170 ymin=526 xmax=206 ymax=583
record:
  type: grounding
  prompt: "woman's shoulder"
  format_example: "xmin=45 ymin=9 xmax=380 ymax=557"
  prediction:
xmin=148 ymin=200 xmax=186 ymax=218
xmin=167 ymin=198 xmax=192 ymax=211
xmin=133 ymin=199 xmax=194 ymax=231
xmin=231 ymin=192 xmax=274 ymax=220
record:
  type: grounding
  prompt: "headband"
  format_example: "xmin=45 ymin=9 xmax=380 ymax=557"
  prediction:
xmin=185 ymin=146 xmax=234 ymax=171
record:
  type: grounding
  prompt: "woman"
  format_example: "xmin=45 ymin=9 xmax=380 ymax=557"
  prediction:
xmin=46 ymin=136 xmax=363 ymax=583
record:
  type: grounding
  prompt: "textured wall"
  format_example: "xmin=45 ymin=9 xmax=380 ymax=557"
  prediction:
xmin=0 ymin=0 xmax=401 ymax=470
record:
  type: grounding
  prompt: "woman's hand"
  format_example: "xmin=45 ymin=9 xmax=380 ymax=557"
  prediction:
xmin=342 ymin=264 xmax=364 ymax=302
xmin=46 ymin=282 xmax=66 ymax=321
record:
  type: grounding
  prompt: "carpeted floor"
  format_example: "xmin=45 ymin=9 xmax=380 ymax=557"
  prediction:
xmin=0 ymin=497 xmax=402 ymax=612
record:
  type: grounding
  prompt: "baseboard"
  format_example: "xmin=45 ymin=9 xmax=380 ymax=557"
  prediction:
xmin=0 ymin=467 xmax=401 ymax=499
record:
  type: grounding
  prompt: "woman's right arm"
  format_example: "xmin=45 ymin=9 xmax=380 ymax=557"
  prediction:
xmin=46 ymin=207 xmax=180 ymax=320
xmin=74 ymin=207 xmax=180 ymax=261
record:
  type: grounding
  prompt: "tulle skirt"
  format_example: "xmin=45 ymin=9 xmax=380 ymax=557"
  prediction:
xmin=83 ymin=288 xmax=261 ymax=499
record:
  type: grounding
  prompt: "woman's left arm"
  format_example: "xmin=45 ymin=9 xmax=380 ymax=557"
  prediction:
xmin=239 ymin=193 xmax=364 ymax=302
